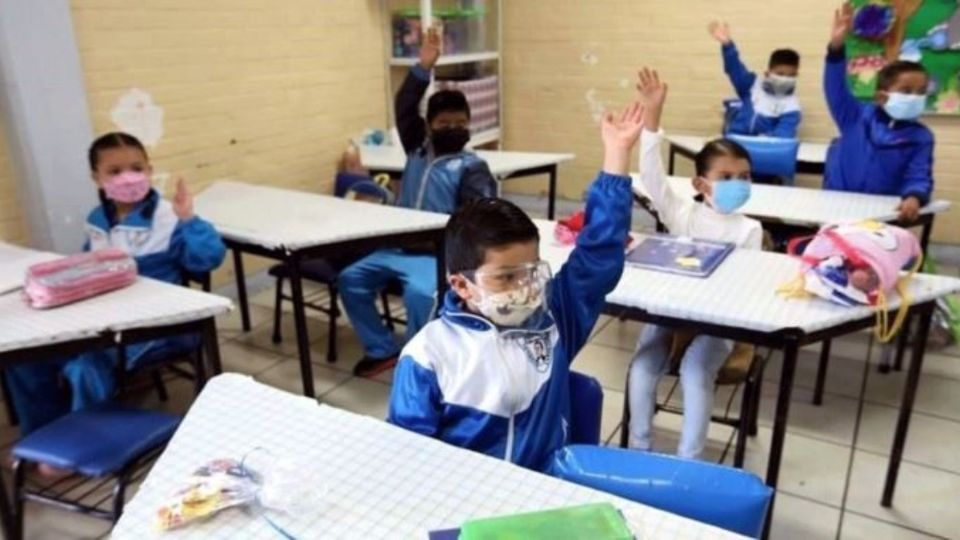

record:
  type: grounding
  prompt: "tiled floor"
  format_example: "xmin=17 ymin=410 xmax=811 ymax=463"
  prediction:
xmin=3 ymin=278 xmax=959 ymax=539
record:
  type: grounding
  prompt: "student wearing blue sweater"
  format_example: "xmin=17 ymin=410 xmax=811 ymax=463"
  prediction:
xmin=387 ymin=98 xmax=642 ymax=472
xmin=709 ymin=20 xmax=802 ymax=138
xmin=823 ymin=3 xmax=934 ymax=223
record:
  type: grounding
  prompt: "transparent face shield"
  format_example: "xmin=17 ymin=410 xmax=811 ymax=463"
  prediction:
xmin=461 ymin=261 xmax=552 ymax=327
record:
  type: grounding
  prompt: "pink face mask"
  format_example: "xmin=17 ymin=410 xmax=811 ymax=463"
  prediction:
xmin=103 ymin=171 xmax=151 ymax=204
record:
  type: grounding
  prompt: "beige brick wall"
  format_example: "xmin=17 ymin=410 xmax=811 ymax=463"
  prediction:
xmin=502 ymin=0 xmax=960 ymax=244
xmin=0 ymin=113 xmax=27 ymax=244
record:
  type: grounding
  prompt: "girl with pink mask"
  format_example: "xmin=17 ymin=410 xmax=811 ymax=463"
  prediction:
xmin=4 ymin=133 xmax=225 ymax=476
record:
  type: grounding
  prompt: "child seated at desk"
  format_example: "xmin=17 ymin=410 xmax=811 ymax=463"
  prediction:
xmin=386 ymin=95 xmax=643 ymax=472
xmin=4 ymin=132 xmax=225 ymax=467
xmin=627 ymin=69 xmax=763 ymax=460
xmin=340 ymin=27 xmax=497 ymax=378
xmin=709 ymin=20 xmax=802 ymax=138
xmin=823 ymin=3 xmax=934 ymax=223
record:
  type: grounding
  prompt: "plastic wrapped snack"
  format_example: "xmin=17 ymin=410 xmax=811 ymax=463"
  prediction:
xmin=155 ymin=459 xmax=258 ymax=531
xmin=23 ymin=248 xmax=137 ymax=309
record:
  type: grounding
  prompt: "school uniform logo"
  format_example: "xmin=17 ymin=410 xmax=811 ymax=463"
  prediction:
xmin=518 ymin=334 xmax=552 ymax=372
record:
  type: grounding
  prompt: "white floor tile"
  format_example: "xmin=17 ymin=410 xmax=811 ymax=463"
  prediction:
xmin=840 ymin=511 xmax=941 ymax=539
xmin=768 ymin=492 xmax=840 ymax=540
xmin=855 ymin=404 xmax=960 ymax=474
xmin=253 ymin=359 xmax=351 ymax=397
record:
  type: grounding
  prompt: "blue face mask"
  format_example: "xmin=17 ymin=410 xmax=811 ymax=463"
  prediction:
xmin=710 ymin=179 xmax=751 ymax=214
xmin=883 ymin=93 xmax=926 ymax=121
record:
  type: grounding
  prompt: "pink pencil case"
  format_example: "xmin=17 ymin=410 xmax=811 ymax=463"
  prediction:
xmin=23 ymin=248 xmax=138 ymax=309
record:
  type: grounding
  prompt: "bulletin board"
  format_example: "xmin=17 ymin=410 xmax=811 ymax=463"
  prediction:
xmin=845 ymin=0 xmax=960 ymax=114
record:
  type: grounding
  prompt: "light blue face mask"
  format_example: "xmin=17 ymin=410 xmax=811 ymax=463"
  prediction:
xmin=883 ymin=92 xmax=926 ymax=121
xmin=710 ymin=179 xmax=752 ymax=214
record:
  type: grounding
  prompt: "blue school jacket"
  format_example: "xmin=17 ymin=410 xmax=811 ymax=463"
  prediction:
xmin=722 ymin=43 xmax=802 ymax=138
xmin=387 ymin=172 xmax=632 ymax=472
xmin=394 ymin=65 xmax=497 ymax=213
xmin=822 ymin=47 xmax=934 ymax=204
xmin=84 ymin=189 xmax=226 ymax=283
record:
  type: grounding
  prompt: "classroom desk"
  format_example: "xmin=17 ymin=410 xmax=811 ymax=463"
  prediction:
xmin=0 ymin=276 xmax=232 ymax=540
xmin=0 ymin=242 xmax=59 ymax=295
xmin=665 ymin=134 xmax=829 ymax=176
xmin=112 ymin=373 xmax=748 ymax=539
xmin=194 ymin=181 xmax=449 ymax=398
xmin=534 ymin=220 xmax=960 ymax=537
xmin=358 ymin=144 xmax=576 ymax=219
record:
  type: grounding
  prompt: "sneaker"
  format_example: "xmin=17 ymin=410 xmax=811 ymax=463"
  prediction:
xmin=352 ymin=355 xmax=398 ymax=378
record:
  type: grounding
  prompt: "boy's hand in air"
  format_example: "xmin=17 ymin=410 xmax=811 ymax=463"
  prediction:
xmin=708 ymin=21 xmax=732 ymax=45
xmin=830 ymin=3 xmax=853 ymax=51
xmin=896 ymin=196 xmax=921 ymax=223
xmin=601 ymin=101 xmax=645 ymax=176
xmin=173 ymin=177 xmax=195 ymax=221
xmin=419 ymin=27 xmax=442 ymax=70
xmin=636 ymin=67 xmax=668 ymax=132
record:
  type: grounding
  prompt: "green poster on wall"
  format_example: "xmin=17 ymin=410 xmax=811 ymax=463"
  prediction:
xmin=846 ymin=0 xmax=960 ymax=114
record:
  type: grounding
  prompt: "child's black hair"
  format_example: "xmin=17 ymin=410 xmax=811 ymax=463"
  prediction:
xmin=694 ymin=138 xmax=752 ymax=177
xmin=768 ymin=48 xmax=800 ymax=69
xmin=427 ymin=90 xmax=471 ymax=124
xmin=876 ymin=61 xmax=928 ymax=92
xmin=88 ymin=132 xmax=147 ymax=171
xmin=445 ymin=198 xmax=539 ymax=274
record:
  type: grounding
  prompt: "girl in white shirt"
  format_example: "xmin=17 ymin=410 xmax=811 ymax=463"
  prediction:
xmin=628 ymin=68 xmax=763 ymax=459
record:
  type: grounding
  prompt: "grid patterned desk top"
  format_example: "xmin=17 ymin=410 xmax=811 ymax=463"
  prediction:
xmin=194 ymin=181 xmax=449 ymax=250
xmin=665 ymin=134 xmax=828 ymax=164
xmin=358 ymin=144 xmax=575 ymax=177
xmin=113 ymin=374 xmax=746 ymax=540
xmin=0 ymin=278 xmax=232 ymax=354
xmin=536 ymin=221 xmax=960 ymax=335
xmin=631 ymin=176 xmax=951 ymax=228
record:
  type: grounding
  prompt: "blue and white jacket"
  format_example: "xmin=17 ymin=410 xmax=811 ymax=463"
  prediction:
xmin=387 ymin=172 xmax=632 ymax=472
xmin=722 ymin=42 xmax=802 ymax=138
xmin=84 ymin=189 xmax=226 ymax=284
xmin=822 ymin=47 xmax=934 ymax=204
xmin=394 ymin=65 xmax=497 ymax=213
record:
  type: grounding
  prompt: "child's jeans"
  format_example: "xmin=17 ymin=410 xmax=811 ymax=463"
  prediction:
xmin=628 ymin=325 xmax=732 ymax=460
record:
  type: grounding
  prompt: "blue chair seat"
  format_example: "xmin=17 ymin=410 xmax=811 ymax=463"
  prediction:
xmin=13 ymin=406 xmax=180 ymax=477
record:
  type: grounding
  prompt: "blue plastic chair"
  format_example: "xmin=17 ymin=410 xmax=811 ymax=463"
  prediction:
xmin=10 ymin=405 xmax=180 ymax=539
xmin=726 ymin=134 xmax=800 ymax=185
xmin=722 ymin=98 xmax=744 ymax=134
xmin=552 ymin=445 xmax=773 ymax=538
xmin=568 ymin=371 xmax=603 ymax=445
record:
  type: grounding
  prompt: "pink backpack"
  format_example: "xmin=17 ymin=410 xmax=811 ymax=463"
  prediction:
xmin=23 ymin=248 xmax=138 ymax=309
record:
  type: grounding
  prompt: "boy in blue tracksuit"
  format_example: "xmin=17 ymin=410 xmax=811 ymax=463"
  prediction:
xmin=709 ymin=20 xmax=802 ymax=138
xmin=5 ymin=132 xmax=226 ymax=444
xmin=340 ymin=27 xmax=496 ymax=378
xmin=387 ymin=99 xmax=643 ymax=472
xmin=823 ymin=3 xmax=934 ymax=223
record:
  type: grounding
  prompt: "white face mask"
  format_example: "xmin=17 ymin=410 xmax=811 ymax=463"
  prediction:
xmin=464 ymin=261 xmax=551 ymax=327
xmin=763 ymin=74 xmax=797 ymax=96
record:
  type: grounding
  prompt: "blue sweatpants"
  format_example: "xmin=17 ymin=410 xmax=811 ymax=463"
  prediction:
xmin=4 ymin=335 xmax=199 ymax=436
xmin=338 ymin=249 xmax=438 ymax=359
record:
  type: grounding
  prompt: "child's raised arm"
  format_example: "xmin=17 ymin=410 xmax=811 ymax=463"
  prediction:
xmin=823 ymin=3 xmax=863 ymax=130
xmin=395 ymin=27 xmax=442 ymax=154
xmin=709 ymin=21 xmax=755 ymax=99
xmin=634 ymin=68 xmax=684 ymax=229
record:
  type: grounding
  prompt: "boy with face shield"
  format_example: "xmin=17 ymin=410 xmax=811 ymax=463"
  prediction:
xmin=340 ymin=27 xmax=497 ymax=378
xmin=387 ymin=99 xmax=643 ymax=472
xmin=709 ymin=20 xmax=803 ymax=138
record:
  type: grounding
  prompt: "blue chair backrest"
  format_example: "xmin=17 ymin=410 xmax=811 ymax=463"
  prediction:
xmin=722 ymin=98 xmax=743 ymax=134
xmin=568 ymin=372 xmax=603 ymax=445
xmin=726 ymin=134 xmax=800 ymax=184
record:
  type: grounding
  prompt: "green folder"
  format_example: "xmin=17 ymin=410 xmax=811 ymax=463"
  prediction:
xmin=459 ymin=502 xmax=635 ymax=540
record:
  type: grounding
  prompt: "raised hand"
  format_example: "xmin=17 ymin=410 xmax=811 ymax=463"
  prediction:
xmin=896 ymin=196 xmax=921 ymax=224
xmin=419 ymin=26 xmax=442 ymax=70
xmin=172 ymin=177 xmax=195 ymax=221
xmin=636 ymin=67 xmax=668 ymax=132
xmin=830 ymin=3 xmax=853 ymax=50
xmin=601 ymin=101 xmax=645 ymax=176
xmin=708 ymin=20 xmax=732 ymax=45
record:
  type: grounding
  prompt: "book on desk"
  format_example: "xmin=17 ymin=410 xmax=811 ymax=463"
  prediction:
xmin=626 ymin=235 xmax=735 ymax=278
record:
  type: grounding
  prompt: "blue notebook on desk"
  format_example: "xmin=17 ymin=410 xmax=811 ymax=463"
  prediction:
xmin=626 ymin=234 xmax=735 ymax=278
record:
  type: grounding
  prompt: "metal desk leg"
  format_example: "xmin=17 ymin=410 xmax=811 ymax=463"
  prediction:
xmin=435 ymin=233 xmax=447 ymax=306
xmin=202 ymin=317 xmax=223 ymax=377
xmin=813 ymin=339 xmax=831 ymax=406
xmin=668 ymin=144 xmax=677 ymax=175
xmin=882 ymin=302 xmax=935 ymax=507
xmin=918 ymin=216 xmax=934 ymax=255
xmin=286 ymin=254 xmax=316 ymax=398
xmin=547 ymin=165 xmax=558 ymax=220
xmin=231 ymin=248 xmax=252 ymax=332
xmin=0 ymin=469 xmax=15 ymax=540
xmin=762 ymin=335 xmax=801 ymax=539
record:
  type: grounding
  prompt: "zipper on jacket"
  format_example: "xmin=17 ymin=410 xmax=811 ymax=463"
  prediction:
xmin=415 ymin=152 xmax=465 ymax=210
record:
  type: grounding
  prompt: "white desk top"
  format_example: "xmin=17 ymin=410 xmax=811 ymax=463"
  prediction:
xmin=112 ymin=374 xmax=745 ymax=539
xmin=0 ymin=278 xmax=232 ymax=354
xmin=665 ymin=134 xmax=829 ymax=165
xmin=358 ymin=144 xmax=575 ymax=177
xmin=194 ymin=181 xmax=449 ymax=251
xmin=631 ymin=175 xmax=951 ymax=228
xmin=536 ymin=221 xmax=960 ymax=335
xmin=0 ymin=243 xmax=60 ymax=295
